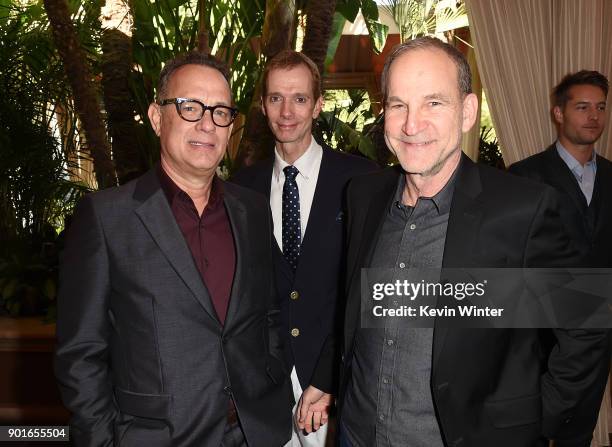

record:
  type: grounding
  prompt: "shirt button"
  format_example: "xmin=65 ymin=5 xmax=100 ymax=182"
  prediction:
xmin=383 ymin=377 xmax=389 ymax=384
xmin=379 ymin=414 xmax=385 ymax=421
xmin=386 ymin=339 xmax=394 ymax=346
xmin=290 ymin=291 xmax=299 ymax=300
xmin=409 ymin=223 xmax=416 ymax=230
xmin=399 ymin=262 xmax=406 ymax=268
xmin=291 ymin=328 xmax=300 ymax=337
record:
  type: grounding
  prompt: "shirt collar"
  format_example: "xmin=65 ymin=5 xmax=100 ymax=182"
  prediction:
xmin=158 ymin=165 xmax=224 ymax=210
xmin=273 ymin=136 xmax=322 ymax=182
xmin=390 ymin=167 xmax=457 ymax=216
xmin=556 ymin=140 xmax=597 ymax=175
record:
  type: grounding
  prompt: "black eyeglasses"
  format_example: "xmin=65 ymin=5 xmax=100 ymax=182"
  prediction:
xmin=157 ymin=98 xmax=238 ymax=127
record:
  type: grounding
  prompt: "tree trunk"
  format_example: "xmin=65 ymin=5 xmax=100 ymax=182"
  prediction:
xmin=233 ymin=0 xmax=296 ymax=170
xmin=301 ymin=0 xmax=337 ymax=76
xmin=101 ymin=0 xmax=143 ymax=184
xmin=197 ymin=0 xmax=210 ymax=54
xmin=44 ymin=0 xmax=116 ymax=189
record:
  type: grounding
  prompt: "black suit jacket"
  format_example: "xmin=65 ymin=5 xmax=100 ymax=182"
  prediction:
xmin=509 ymin=144 xmax=612 ymax=445
xmin=509 ymin=144 xmax=612 ymax=267
xmin=55 ymin=168 xmax=292 ymax=447
xmin=312 ymin=155 xmax=610 ymax=447
xmin=232 ymin=146 xmax=376 ymax=389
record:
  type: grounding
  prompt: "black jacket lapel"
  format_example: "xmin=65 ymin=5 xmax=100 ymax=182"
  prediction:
xmin=434 ymin=156 xmax=484 ymax=370
xmin=250 ymin=158 xmax=274 ymax=197
xmin=297 ymin=148 xmax=342 ymax=275
xmin=543 ymin=146 xmax=588 ymax=213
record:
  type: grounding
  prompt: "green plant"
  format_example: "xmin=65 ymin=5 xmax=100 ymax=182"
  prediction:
xmin=316 ymin=89 xmax=377 ymax=159
xmin=381 ymin=0 xmax=466 ymax=42
xmin=0 ymin=1 xmax=88 ymax=317
xmin=478 ymin=126 xmax=504 ymax=169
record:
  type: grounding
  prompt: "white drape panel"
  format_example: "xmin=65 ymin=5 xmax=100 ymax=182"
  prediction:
xmin=461 ymin=39 xmax=483 ymax=162
xmin=465 ymin=3 xmax=611 ymax=445
xmin=592 ymin=374 xmax=611 ymax=447
xmin=552 ymin=0 xmax=612 ymax=163
xmin=465 ymin=0 xmax=612 ymax=165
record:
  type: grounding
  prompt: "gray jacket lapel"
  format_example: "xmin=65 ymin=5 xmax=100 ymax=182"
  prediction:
xmin=222 ymin=188 xmax=248 ymax=331
xmin=133 ymin=172 xmax=220 ymax=325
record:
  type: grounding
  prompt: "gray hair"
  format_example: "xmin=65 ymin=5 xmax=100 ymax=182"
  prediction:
xmin=157 ymin=51 xmax=231 ymax=98
xmin=381 ymin=36 xmax=472 ymax=103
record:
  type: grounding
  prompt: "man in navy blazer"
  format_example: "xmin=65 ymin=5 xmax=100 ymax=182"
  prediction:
xmin=510 ymin=70 xmax=612 ymax=268
xmin=510 ymin=70 xmax=612 ymax=441
xmin=232 ymin=50 xmax=376 ymax=446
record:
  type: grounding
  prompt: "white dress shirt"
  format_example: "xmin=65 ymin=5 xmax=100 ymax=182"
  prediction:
xmin=270 ymin=137 xmax=323 ymax=251
xmin=272 ymin=137 xmax=327 ymax=447
xmin=556 ymin=140 xmax=597 ymax=205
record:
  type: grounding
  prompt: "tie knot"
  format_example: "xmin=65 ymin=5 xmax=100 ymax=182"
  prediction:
xmin=283 ymin=165 xmax=299 ymax=181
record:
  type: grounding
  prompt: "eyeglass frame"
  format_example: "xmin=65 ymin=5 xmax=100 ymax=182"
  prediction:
xmin=156 ymin=97 xmax=238 ymax=127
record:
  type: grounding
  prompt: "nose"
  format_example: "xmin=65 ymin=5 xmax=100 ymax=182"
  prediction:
xmin=401 ymin=108 xmax=425 ymax=136
xmin=196 ymin=109 xmax=216 ymax=132
xmin=588 ymin=108 xmax=601 ymax=121
xmin=280 ymin=99 xmax=293 ymax=118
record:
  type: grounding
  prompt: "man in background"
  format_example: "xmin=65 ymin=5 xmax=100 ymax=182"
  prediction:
xmin=232 ymin=50 xmax=376 ymax=446
xmin=510 ymin=70 xmax=612 ymax=266
xmin=510 ymin=69 xmax=612 ymax=443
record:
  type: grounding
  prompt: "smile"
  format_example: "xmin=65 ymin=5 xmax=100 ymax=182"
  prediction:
xmin=189 ymin=140 xmax=215 ymax=148
xmin=402 ymin=140 xmax=435 ymax=147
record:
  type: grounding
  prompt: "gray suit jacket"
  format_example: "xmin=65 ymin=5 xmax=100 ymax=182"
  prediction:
xmin=55 ymin=168 xmax=292 ymax=447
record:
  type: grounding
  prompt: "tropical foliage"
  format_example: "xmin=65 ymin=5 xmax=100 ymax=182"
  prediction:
xmin=0 ymin=0 xmax=392 ymax=316
xmin=380 ymin=0 xmax=466 ymax=42
xmin=0 ymin=1 xmax=90 ymax=316
xmin=478 ymin=126 xmax=504 ymax=169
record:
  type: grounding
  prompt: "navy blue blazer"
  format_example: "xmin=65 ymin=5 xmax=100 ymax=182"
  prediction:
xmin=509 ymin=144 xmax=612 ymax=267
xmin=232 ymin=145 xmax=377 ymax=389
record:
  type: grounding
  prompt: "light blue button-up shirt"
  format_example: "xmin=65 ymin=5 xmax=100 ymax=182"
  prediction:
xmin=556 ymin=141 xmax=597 ymax=205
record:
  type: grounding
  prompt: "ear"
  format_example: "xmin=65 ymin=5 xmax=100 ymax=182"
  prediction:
xmin=552 ymin=105 xmax=563 ymax=125
xmin=461 ymin=93 xmax=478 ymax=133
xmin=148 ymin=103 xmax=162 ymax=136
xmin=260 ymin=96 xmax=267 ymax=117
xmin=312 ymin=95 xmax=323 ymax=119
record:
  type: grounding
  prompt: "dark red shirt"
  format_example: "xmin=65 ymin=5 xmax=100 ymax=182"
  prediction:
xmin=159 ymin=167 xmax=236 ymax=325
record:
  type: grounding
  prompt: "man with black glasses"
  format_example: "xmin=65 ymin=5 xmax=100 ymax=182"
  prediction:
xmin=55 ymin=52 xmax=292 ymax=447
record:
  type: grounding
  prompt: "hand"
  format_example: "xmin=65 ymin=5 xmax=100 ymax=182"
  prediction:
xmin=296 ymin=385 xmax=333 ymax=433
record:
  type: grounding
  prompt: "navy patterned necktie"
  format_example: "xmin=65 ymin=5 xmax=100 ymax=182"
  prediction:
xmin=282 ymin=165 xmax=301 ymax=271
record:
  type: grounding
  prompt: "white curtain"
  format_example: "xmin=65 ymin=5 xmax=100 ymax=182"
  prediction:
xmin=465 ymin=0 xmax=612 ymax=165
xmin=461 ymin=36 xmax=483 ymax=162
xmin=465 ymin=2 xmax=612 ymax=445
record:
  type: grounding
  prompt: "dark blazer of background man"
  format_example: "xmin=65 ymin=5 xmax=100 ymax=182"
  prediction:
xmin=510 ymin=70 xmax=612 ymax=268
xmin=232 ymin=50 xmax=375 ymax=445
xmin=299 ymin=38 xmax=610 ymax=447
xmin=509 ymin=69 xmax=612 ymax=443
xmin=55 ymin=52 xmax=292 ymax=447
